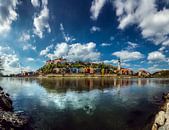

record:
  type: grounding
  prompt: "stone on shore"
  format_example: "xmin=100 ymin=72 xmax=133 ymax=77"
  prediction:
xmin=0 ymin=93 xmax=13 ymax=111
xmin=0 ymin=86 xmax=28 ymax=129
xmin=154 ymin=111 xmax=165 ymax=126
xmin=152 ymin=92 xmax=169 ymax=130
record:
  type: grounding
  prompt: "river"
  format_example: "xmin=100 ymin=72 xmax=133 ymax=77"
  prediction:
xmin=0 ymin=77 xmax=169 ymax=130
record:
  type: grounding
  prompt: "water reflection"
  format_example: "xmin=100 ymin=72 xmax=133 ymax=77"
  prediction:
xmin=36 ymin=78 xmax=169 ymax=91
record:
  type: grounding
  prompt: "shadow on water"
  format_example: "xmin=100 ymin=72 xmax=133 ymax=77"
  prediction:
xmin=0 ymin=77 xmax=169 ymax=130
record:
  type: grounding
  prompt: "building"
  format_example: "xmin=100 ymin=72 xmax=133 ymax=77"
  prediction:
xmin=117 ymin=59 xmax=121 ymax=71
xmin=138 ymin=70 xmax=150 ymax=77
xmin=46 ymin=58 xmax=66 ymax=65
xmin=120 ymin=68 xmax=133 ymax=75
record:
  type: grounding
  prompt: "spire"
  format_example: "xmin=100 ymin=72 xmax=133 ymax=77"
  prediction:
xmin=117 ymin=58 xmax=121 ymax=70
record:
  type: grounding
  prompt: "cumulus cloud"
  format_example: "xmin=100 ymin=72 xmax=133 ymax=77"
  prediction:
xmin=42 ymin=42 xmax=100 ymax=61
xmin=0 ymin=0 xmax=19 ymax=35
xmin=33 ymin=0 xmax=50 ymax=38
xmin=114 ymin=0 xmax=169 ymax=46
xmin=60 ymin=23 xmax=75 ymax=42
xmin=0 ymin=46 xmax=20 ymax=75
xmin=147 ymin=51 xmax=166 ymax=61
xmin=31 ymin=0 xmax=40 ymax=7
xmin=90 ymin=26 xmax=101 ymax=33
xmin=0 ymin=45 xmax=35 ymax=74
xmin=112 ymin=50 xmax=144 ymax=61
xmin=40 ymin=44 xmax=53 ymax=56
xmin=33 ymin=6 xmax=50 ymax=38
xmin=90 ymin=0 xmax=107 ymax=20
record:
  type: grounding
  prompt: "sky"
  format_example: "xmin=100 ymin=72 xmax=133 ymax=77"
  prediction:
xmin=0 ymin=0 xmax=169 ymax=74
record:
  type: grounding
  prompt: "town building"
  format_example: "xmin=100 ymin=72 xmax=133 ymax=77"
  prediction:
xmin=46 ymin=58 xmax=66 ymax=65
xmin=138 ymin=70 xmax=151 ymax=77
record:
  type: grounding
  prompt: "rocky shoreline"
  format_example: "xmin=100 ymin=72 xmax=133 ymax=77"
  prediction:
xmin=152 ymin=92 xmax=169 ymax=130
xmin=0 ymin=86 xmax=28 ymax=129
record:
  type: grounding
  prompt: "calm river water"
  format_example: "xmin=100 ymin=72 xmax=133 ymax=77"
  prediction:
xmin=0 ymin=77 xmax=169 ymax=130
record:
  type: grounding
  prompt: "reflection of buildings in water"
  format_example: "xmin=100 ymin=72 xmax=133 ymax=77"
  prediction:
xmin=85 ymin=79 xmax=93 ymax=90
xmin=89 ymin=79 xmax=93 ymax=90
xmin=37 ymin=78 xmax=139 ymax=93
xmin=114 ymin=79 xmax=132 ymax=88
xmin=113 ymin=79 xmax=117 ymax=87
xmin=37 ymin=78 xmax=153 ymax=90
xmin=138 ymin=78 xmax=141 ymax=86
xmin=137 ymin=78 xmax=149 ymax=87
xmin=38 ymin=78 xmax=168 ymax=93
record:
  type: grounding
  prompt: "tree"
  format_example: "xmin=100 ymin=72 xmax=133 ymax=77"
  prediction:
xmin=0 ymin=57 xmax=4 ymax=76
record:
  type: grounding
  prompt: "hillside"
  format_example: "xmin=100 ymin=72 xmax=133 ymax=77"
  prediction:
xmin=38 ymin=61 xmax=117 ymax=74
xmin=151 ymin=70 xmax=169 ymax=78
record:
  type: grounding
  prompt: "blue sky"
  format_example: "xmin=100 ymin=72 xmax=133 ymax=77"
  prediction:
xmin=0 ymin=0 xmax=169 ymax=74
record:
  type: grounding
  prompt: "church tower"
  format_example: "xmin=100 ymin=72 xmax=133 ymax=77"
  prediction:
xmin=117 ymin=59 xmax=121 ymax=71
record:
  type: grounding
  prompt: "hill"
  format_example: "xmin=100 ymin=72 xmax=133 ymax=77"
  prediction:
xmin=151 ymin=70 xmax=169 ymax=78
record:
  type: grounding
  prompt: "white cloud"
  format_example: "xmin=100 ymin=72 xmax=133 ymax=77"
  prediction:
xmin=31 ymin=0 xmax=40 ymax=7
xmin=0 ymin=46 xmax=20 ymax=75
xmin=159 ymin=46 xmax=166 ymax=52
xmin=103 ymin=59 xmax=117 ymax=64
xmin=147 ymin=51 xmax=166 ymax=61
xmin=147 ymin=64 xmax=165 ymax=73
xmin=41 ymin=0 xmax=48 ymax=6
xmin=23 ymin=44 xmax=36 ymax=51
xmin=127 ymin=41 xmax=138 ymax=48
xmin=103 ymin=59 xmax=130 ymax=67
xmin=0 ymin=45 xmax=35 ymax=74
xmin=100 ymin=43 xmax=112 ymax=47
xmin=90 ymin=0 xmax=107 ymax=20
xmin=59 ymin=23 xmax=75 ymax=42
xmin=33 ymin=0 xmax=50 ymax=38
xmin=43 ymin=42 xmax=100 ymax=61
xmin=27 ymin=57 xmax=35 ymax=61
xmin=40 ymin=44 xmax=53 ymax=56
xmin=126 ymin=41 xmax=139 ymax=50
xmin=114 ymin=0 xmax=169 ymax=46
xmin=112 ymin=50 xmax=144 ymax=61
xmin=162 ymin=39 xmax=169 ymax=46
xmin=90 ymin=26 xmax=101 ymax=33
xmin=0 ymin=0 xmax=19 ymax=35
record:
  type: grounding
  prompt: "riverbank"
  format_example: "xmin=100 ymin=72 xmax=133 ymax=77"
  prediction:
xmin=35 ymin=74 xmax=140 ymax=78
xmin=152 ymin=92 xmax=169 ymax=130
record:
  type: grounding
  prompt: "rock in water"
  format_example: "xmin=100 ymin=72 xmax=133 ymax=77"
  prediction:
xmin=0 ymin=87 xmax=13 ymax=111
xmin=0 ymin=86 xmax=28 ymax=129
xmin=0 ymin=111 xmax=28 ymax=128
